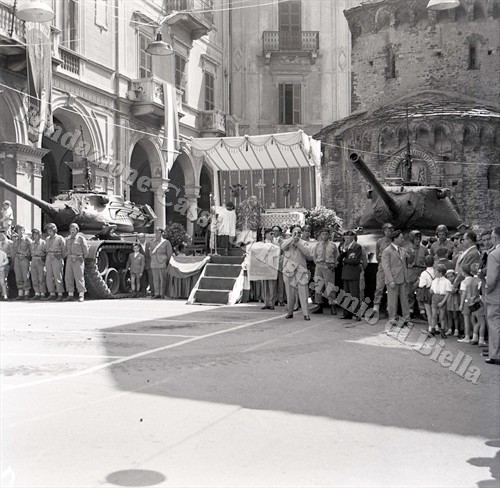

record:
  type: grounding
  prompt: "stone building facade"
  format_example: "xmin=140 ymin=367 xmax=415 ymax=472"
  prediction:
xmin=315 ymin=0 xmax=500 ymax=230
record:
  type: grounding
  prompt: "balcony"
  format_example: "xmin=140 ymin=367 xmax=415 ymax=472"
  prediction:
xmin=0 ymin=2 xmax=26 ymax=57
xmin=165 ymin=0 xmax=213 ymax=40
xmin=199 ymin=110 xmax=226 ymax=136
xmin=129 ymin=77 xmax=166 ymax=123
xmin=59 ymin=47 xmax=80 ymax=75
xmin=263 ymin=31 xmax=319 ymax=65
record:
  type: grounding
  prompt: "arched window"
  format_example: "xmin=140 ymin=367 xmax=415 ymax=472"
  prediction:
xmin=468 ymin=43 xmax=479 ymax=69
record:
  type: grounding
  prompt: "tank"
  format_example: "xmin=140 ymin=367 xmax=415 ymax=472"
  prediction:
xmin=348 ymin=153 xmax=467 ymax=303
xmin=0 ymin=177 xmax=156 ymax=298
xmin=349 ymin=153 xmax=465 ymax=233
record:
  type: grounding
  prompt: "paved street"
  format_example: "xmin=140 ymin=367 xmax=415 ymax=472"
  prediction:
xmin=1 ymin=299 xmax=499 ymax=488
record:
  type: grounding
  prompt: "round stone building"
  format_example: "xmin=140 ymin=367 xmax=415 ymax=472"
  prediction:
xmin=315 ymin=0 xmax=500 ymax=230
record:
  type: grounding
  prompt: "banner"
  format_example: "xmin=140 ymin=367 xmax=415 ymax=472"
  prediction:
xmin=246 ymin=242 xmax=280 ymax=281
xmin=167 ymin=255 xmax=210 ymax=279
xmin=26 ymin=22 xmax=53 ymax=146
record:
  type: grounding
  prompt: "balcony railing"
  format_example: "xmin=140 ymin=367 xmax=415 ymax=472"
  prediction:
xmin=0 ymin=2 xmax=25 ymax=39
xmin=263 ymin=31 xmax=319 ymax=52
xmin=59 ymin=47 xmax=80 ymax=75
xmin=165 ymin=0 xmax=213 ymax=25
xmin=200 ymin=110 xmax=226 ymax=135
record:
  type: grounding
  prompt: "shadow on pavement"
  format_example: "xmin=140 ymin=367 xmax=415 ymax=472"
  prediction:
xmin=468 ymin=440 xmax=500 ymax=488
xmin=101 ymin=305 xmax=500 ymax=440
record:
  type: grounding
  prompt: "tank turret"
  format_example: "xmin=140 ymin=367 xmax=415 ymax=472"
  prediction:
xmin=0 ymin=177 xmax=156 ymax=236
xmin=349 ymin=153 xmax=464 ymax=233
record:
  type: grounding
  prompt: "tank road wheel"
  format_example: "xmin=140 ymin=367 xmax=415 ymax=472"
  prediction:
xmin=84 ymin=259 xmax=112 ymax=299
xmin=97 ymin=251 xmax=109 ymax=275
xmin=104 ymin=268 xmax=120 ymax=295
xmin=119 ymin=269 xmax=132 ymax=293
xmin=113 ymin=249 xmax=128 ymax=265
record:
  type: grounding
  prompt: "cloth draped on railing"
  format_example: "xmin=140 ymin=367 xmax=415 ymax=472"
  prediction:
xmin=166 ymin=255 xmax=210 ymax=299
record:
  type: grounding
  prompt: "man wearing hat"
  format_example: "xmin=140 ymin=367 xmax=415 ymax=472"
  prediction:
xmin=64 ymin=223 xmax=88 ymax=302
xmin=373 ymin=223 xmax=394 ymax=313
xmin=30 ymin=229 xmax=47 ymax=300
xmin=430 ymin=225 xmax=455 ymax=258
xmin=45 ymin=223 xmax=66 ymax=301
xmin=339 ymin=230 xmax=364 ymax=320
xmin=381 ymin=230 xmax=410 ymax=323
xmin=12 ymin=224 xmax=32 ymax=300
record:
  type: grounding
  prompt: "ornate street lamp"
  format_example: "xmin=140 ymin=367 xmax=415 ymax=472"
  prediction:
xmin=146 ymin=31 xmax=174 ymax=56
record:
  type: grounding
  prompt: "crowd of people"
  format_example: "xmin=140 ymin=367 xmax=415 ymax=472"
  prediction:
xmin=252 ymin=222 xmax=500 ymax=366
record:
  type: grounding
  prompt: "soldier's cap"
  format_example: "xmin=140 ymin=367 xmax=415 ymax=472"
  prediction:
xmin=382 ymin=223 xmax=394 ymax=231
xmin=31 ymin=228 xmax=41 ymax=235
xmin=343 ymin=230 xmax=357 ymax=237
xmin=155 ymin=227 xmax=164 ymax=232
xmin=389 ymin=230 xmax=403 ymax=240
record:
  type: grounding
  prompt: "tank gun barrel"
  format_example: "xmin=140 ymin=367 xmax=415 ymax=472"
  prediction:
xmin=349 ymin=153 xmax=400 ymax=217
xmin=0 ymin=177 xmax=58 ymax=219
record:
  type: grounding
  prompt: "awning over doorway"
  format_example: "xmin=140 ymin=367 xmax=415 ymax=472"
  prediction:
xmin=190 ymin=130 xmax=321 ymax=171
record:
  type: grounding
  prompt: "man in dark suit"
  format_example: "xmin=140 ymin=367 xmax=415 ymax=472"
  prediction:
xmin=339 ymin=230 xmax=363 ymax=320
xmin=485 ymin=227 xmax=500 ymax=365
xmin=453 ymin=231 xmax=481 ymax=289
xmin=381 ymin=230 xmax=410 ymax=323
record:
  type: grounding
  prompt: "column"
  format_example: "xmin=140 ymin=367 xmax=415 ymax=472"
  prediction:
xmin=0 ymin=143 xmax=49 ymax=232
xmin=184 ymin=185 xmax=201 ymax=237
xmin=150 ymin=177 xmax=170 ymax=230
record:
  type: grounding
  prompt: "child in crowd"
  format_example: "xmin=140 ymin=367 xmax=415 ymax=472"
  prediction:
xmin=430 ymin=264 xmax=453 ymax=338
xmin=458 ymin=264 xmax=474 ymax=343
xmin=126 ymin=243 xmax=145 ymax=294
xmin=176 ymin=243 xmax=187 ymax=257
xmin=434 ymin=247 xmax=454 ymax=270
xmin=417 ymin=255 xmax=435 ymax=333
xmin=469 ymin=262 xmax=487 ymax=347
xmin=0 ymin=246 xmax=8 ymax=300
xmin=445 ymin=269 xmax=461 ymax=337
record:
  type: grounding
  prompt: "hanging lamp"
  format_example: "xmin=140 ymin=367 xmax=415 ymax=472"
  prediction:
xmin=426 ymin=0 xmax=460 ymax=10
xmin=146 ymin=32 xmax=174 ymax=56
xmin=16 ymin=0 xmax=55 ymax=22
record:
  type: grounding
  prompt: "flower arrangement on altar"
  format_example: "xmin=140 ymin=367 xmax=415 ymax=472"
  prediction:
xmin=228 ymin=183 xmax=246 ymax=197
xmin=305 ymin=206 xmax=343 ymax=236
xmin=277 ymin=183 xmax=295 ymax=196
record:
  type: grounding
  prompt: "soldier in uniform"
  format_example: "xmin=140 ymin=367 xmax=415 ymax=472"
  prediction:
xmin=13 ymin=224 xmax=32 ymax=300
xmin=137 ymin=233 xmax=153 ymax=295
xmin=430 ymin=224 xmax=455 ymax=259
xmin=30 ymin=229 xmax=47 ymax=300
xmin=404 ymin=230 xmax=429 ymax=318
xmin=45 ymin=223 xmax=66 ymax=301
xmin=373 ymin=223 xmax=394 ymax=313
xmin=64 ymin=223 xmax=89 ymax=302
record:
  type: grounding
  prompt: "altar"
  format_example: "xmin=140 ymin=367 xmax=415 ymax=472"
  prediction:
xmin=191 ymin=131 xmax=321 ymax=211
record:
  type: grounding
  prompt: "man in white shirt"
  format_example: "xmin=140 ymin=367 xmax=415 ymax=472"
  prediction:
xmin=217 ymin=202 xmax=236 ymax=256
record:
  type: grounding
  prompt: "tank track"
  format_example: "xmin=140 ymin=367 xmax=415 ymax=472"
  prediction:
xmin=84 ymin=241 xmax=137 ymax=299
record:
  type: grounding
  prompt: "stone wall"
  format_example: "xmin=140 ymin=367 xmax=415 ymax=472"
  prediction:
xmin=345 ymin=0 xmax=500 ymax=111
